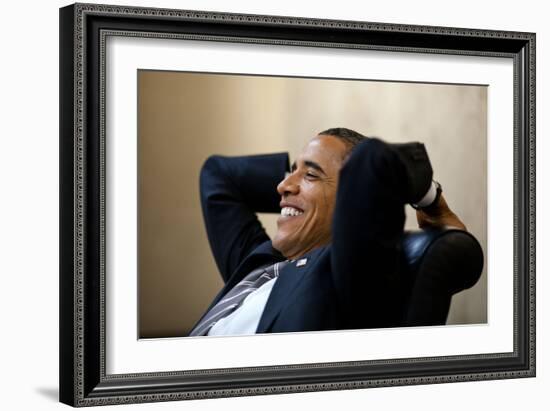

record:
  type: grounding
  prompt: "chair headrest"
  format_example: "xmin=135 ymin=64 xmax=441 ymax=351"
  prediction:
xmin=401 ymin=228 xmax=484 ymax=295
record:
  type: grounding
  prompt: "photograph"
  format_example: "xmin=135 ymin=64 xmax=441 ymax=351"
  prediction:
xmin=58 ymin=2 xmax=535 ymax=406
xmin=137 ymin=70 xmax=487 ymax=339
xmin=3 ymin=0 xmax=547 ymax=410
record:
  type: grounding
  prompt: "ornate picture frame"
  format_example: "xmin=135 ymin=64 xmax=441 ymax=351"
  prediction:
xmin=59 ymin=3 xmax=535 ymax=406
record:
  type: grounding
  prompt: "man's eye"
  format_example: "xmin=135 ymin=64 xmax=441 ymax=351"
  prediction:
xmin=306 ymin=173 xmax=318 ymax=179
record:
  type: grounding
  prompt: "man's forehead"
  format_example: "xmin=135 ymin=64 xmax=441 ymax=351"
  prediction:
xmin=294 ymin=135 xmax=346 ymax=167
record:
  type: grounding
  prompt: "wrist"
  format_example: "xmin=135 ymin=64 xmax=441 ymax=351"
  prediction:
xmin=411 ymin=180 xmax=442 ymax=210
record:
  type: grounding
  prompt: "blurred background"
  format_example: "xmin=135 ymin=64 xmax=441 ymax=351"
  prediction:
xmin=137 ymin=70 xmax=487 ymax=338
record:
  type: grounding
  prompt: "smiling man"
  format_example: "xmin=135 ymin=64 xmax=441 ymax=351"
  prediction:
xmin=272 ymin=135 xmax=344 ymax=260
xmin=188 ymin=128 xmax=465 ymax=336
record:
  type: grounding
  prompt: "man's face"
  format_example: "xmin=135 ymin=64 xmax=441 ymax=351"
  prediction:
xmin=272 ymin=135 xmax=348 ymax=260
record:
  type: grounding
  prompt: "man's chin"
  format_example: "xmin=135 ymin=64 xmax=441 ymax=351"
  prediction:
xmin=272 ymin=232 xmax=295 ymax=257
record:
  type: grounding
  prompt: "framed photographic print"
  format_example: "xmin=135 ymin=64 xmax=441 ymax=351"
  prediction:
xmin=59 ymin=2 xmax=535 ymax=406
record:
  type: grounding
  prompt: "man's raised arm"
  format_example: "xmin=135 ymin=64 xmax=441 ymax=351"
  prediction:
xmin=199 ymin=153 xmax=289 ymax=282
xmin=329 ymin=138 xmax=466 ymax=328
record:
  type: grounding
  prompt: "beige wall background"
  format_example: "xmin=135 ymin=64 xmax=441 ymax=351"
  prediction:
xmin=138 ymin=70 xmax=487 ymax=338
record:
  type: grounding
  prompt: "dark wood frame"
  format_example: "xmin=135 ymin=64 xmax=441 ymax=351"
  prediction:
xmin=59 ymin=2 xmax=536 ymax=407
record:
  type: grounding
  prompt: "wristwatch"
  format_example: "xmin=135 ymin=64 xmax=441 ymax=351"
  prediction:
xmin=411 ymin=180 xmax=442 ymax=210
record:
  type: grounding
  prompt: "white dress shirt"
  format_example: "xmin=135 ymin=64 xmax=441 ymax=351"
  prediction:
xmin=207 ymin=277 xmax=278 ymax=336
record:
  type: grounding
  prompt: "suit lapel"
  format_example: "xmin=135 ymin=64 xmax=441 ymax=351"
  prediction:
xmin=188 ymin=241 xmax=283 ymax=333
xmin=221 ymin=241 xmax=284 ymax=299
xmin=256 ymin=247 xmax=325 ymax=333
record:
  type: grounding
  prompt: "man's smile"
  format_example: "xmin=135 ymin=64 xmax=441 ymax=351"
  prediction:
xmin=280 ymin=206 xmax=305 ymax=218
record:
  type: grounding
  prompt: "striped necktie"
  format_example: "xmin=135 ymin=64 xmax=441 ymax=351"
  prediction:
xmin=189 ymin=260 xmax=289 ymax=336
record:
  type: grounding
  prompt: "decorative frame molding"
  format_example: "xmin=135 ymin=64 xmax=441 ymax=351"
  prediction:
xmin=60 ymin=2 xmax=535 ymax=406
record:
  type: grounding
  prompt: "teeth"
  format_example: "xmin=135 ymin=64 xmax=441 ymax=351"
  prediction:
xmin=281 ymin=207 xmax=304 ymax=217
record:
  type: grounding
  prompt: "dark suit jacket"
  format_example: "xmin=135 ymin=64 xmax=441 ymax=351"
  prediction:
xmin=194 ymin=139 xmax=409 ymax=334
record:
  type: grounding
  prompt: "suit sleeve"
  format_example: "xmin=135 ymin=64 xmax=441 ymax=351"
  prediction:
xmin=330 ymin=138 xmax=409 ymax=328
xmin=200 ymin=153 xmax=290 ymax=283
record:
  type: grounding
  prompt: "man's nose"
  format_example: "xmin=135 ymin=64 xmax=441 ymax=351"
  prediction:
xmin=277 ymin=172 xmax=299 ymax=196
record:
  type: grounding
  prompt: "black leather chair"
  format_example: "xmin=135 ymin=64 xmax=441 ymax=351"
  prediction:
xmin=399 ymin=228 xmax=484 ymax=326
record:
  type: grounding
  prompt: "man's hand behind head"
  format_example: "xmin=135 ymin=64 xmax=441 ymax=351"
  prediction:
xmin=415 ymin=194 xmax=467 ymax=230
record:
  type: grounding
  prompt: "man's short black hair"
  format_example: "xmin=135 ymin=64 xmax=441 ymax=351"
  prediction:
xmin=318 ymin=127 xmax=368 ymax=157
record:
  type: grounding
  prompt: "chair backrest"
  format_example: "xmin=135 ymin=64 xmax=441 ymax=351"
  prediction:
xmin=399 ymin=228 xmax=484 ymax=326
